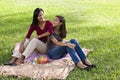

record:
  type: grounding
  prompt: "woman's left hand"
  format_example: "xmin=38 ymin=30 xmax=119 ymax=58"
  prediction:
xmin=67 ymin=43 xmax=76 ymax=49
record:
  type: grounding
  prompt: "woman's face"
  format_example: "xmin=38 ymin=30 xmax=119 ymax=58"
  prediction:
xmin=53 ymin=17 xmax=61 ymax=27
xmin=37 ymin=11 xmax=44 ymax=22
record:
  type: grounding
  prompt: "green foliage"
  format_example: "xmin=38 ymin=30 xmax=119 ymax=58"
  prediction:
xmin=0 ymin=0 xmax=120 ymax=80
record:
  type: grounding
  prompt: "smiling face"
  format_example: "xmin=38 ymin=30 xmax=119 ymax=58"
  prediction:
xmin=53 ymin=15 xmax=67 ymax=38
xmin=37 ymin=11 xmax=44 ymax=22
xmin=53 ymin=16 xmax=61 ymax=27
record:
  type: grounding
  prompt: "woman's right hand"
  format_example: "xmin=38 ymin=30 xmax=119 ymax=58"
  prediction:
xmin=19 ymin=43 xmax=24 ymax=53
xmin=67 ymin=43 xmax=76 ymax=49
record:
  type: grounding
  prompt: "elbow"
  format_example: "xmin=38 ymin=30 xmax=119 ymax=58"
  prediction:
xmin=48 ymin=30 xmax=54 ymax=35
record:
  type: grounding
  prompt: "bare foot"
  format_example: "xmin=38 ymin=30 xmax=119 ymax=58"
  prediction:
xmin=15 ymin=58 xmax=23 ymax=65
xmin=15 ymin=55 xmax=25 ymax=65
xmin=84 ymin=59 xmax=96 ymax=68
xmin=77 ymin=61 xmax=92 ymax=71
xmin=9 ymin=57 xmax=18 ymax=63
xmin=77 ymin=61 xmax=87 ymax=69
xmin=4 ymin=57 xmax=18 ymax=66
xmin=84 ymin=59 xmax=92 ymax=65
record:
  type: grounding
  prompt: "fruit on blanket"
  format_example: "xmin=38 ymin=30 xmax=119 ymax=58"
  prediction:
xmin=39 ymin=56 xmax=48 ymax=64
xmin=34 ymin=57 xmax=39 ymax=64
xmin=39 ymin=56 xmax=44 ymax=61
xmin=34 ymin=56 xmax=48 ymax=64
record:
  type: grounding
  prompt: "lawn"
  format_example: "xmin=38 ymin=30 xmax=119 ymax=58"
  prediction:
xmin=0 ymin=0 xmax=120 ymax=80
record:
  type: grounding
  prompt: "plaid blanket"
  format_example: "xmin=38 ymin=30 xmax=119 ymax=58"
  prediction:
xmin=0 ymin=43 xmax=92 ymax=79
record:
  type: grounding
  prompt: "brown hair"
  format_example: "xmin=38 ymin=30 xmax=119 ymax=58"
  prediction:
xmin=56 ymin=15 xmax=67 ymax=38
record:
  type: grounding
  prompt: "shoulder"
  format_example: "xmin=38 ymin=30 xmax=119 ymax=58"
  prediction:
xmin=45 ymin=20 xmax=53 ymax=26
xmin=30 ymin=24 xmax=38 ymax=28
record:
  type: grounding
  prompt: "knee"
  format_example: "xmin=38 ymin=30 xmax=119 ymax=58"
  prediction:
xmin=32 ymin=38 xmax=38 ymax=41
xmin=30 ymin=38 xmax=38 ymax=44
xmin=31 ymin=38 xmax=38 ymax=41
xmin=70 ymin=39 xmax=77 ymax=43
xmin=47 ymin=52 xmax=56 ymax=59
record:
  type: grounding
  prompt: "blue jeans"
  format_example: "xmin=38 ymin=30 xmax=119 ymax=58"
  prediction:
xmin=47 ymin=39 xmax=86 ymax=63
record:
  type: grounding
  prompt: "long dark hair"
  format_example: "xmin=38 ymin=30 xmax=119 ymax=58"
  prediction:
xmin=56 ymin=15 xmax=67 ymax=38
xmin=32 ymin=8 xmax=44 ymax=25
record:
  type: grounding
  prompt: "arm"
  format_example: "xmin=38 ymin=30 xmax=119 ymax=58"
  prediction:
xmin=19 ymin=38 xmax=26 ymax=53
xmin=51 ymin=36 xmax=76 ymax=49
xmin=26 ymin=25 xmax=35 ymax=39
xmin=19 ymin=25 xmax=34 ymax=53
xmin=37 ymin=21 xmax=54 ymax=39
xmin=37 ymin=32 xmax=50 ymax=39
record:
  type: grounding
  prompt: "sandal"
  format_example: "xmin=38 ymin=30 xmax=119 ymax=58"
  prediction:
xmin=4 ymin=63 xmax=17 ymax=66
xmin=80 ymin=66 xmax=91 ymax=71
xmin=10 ymin=63 xmax=17 ymax=66
xmin=83 ymin=62 xmax=96 ymax=68
xmin=82 ymin=60 xmax=96 ymax=68
xmin=87 ymin=64 xmax=96 ymax=68
xmin=4 ymin=63 xmax=13 ymax=66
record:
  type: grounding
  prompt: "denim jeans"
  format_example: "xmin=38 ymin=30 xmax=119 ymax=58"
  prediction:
xmin=47 ymin=39 xmax=86 ymax=63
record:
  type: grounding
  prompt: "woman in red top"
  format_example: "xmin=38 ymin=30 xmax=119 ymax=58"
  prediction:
xmin=4 ymin=8 xmax=54 ymax=65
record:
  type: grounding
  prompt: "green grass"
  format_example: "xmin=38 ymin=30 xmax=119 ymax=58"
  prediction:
xmin=0 ymin=0 xmax=120 ymax=80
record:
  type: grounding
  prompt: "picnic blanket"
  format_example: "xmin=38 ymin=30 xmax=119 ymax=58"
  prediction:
xmin=0 ymin=43 xmax=93 ymax=80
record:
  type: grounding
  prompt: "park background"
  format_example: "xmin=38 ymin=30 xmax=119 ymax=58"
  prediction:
xmin=0 ymin=0 xmax=120 ymax=80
